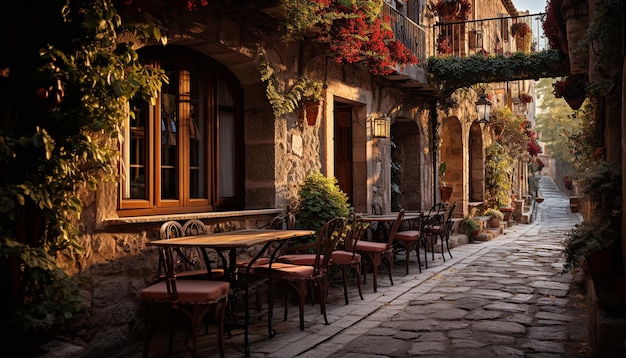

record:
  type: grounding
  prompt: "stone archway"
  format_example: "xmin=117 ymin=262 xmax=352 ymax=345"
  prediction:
xmin=440 ymin=116 xmax=463 ymax=213
xmin=469 ymin=121 xmax=485 ymax=214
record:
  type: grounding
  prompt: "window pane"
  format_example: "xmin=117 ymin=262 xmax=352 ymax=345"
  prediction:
xmin=124 ymin=100 xmax=148 ymax=199
xmin=186 ymin=69 xmax=206 ymax=198
xmin=219 ymin=110 xmax=235 ymax=197
xmin=161 ymin=68 xmax=179 ymax=200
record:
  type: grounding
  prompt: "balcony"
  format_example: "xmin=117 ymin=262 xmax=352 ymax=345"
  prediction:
xmin=432 ymin=13 xmax=547 ymax=57
xmin=381 ymin=5 xmax=549 ymax=93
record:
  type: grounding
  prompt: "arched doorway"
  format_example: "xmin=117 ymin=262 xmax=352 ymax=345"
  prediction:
xmin=390 ymin=120 xmax=422 ymax=211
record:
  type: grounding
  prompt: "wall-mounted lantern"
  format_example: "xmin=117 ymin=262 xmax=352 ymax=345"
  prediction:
xmin=475 ymin=92 xmax=492 ymax=130
xmin=373 ymin=116 xmax=390 ymax=138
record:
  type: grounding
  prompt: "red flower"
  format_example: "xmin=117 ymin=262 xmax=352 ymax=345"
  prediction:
xmin=527 ymin=140 xmax=541 ymax=156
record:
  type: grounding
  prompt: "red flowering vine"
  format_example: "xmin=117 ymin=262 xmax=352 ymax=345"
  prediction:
xmin=329 ymin=4 xmax=418 ymax=75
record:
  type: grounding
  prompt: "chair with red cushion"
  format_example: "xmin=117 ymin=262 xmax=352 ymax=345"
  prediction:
xmin=354 ymin=209 xmax=405 ymax=292
xmin=330 ymin=213 xmax=368 ymax=304
xmin=424 ymin=202 xmax=457 ymax=266
xmin=141 ymin=246 xmax=230 ymax=358
xmin=254 ymin=217 xmax=346 ymax=330
xmin=393 ymin=211 xmax=426 ymax=274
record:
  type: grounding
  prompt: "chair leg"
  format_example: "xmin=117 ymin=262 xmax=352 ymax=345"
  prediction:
xmin=369 ymin=254 xmax=381 ymax=292
xmin=319 ymin=277 xmax=329 ymax=325
xmin=340 ymin=265 xmax=349 ymax=305
xmin=353 ymin=263 xmax=364 ymax=300
xmin=297 ymin=281 xmax=307 ymax=330
xmin=440 ymin=233 xmax=447 ymax=262
xmin=446 ymin=234 xmax=453 ymax=259
xmin=412 ymin=241 xmax=422 ymax=273
xmin=385 ymin=252 xmax=394 ymax=286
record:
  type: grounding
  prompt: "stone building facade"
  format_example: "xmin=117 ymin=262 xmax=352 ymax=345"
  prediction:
xmin=57 ymin=1 xmax=528 ymax=355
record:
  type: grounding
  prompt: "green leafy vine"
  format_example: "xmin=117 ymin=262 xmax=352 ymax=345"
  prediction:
xmin=258 ymin=47 xmax=323 ymax=117
xmin=426 ymin=50 xmax=567 ymax=95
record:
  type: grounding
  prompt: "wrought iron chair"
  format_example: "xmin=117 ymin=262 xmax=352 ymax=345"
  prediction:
xmin=330 ymin=213 xmax=368 ymax=304
xmin=393 ymin=211 xmax=426 ymax=274
xmin=141 ymin=245 xmax=230 ymax=358
xmin=354 ymin=209 xmax=405 ymax=292
xmin=255 ymin=217 xmax=346 ymax=330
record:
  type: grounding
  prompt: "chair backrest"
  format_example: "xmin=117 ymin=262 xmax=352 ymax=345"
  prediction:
xmin=183 ymin=219 xmax=206 ymax=236
xmin=313 ymin=217 xmax=347 ymax=275
xmin=343 ymin=212 xmax=368 ymax=253
xmin=445 ymin=202 xmax=457 ymax=221
xmin=385 ymin=209 xmax=406 ymax=247
xmin=160 ymin=221 xmax=184 ymax=240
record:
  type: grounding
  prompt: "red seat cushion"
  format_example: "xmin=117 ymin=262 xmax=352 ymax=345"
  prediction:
xmin=354 ymin=240 xmax=387 ymax=253
xmin=394 ymin=230 xmax=421 ymax=241
xmin=141 ymin=279 xmax=230 ymax=303
xmin=330 ymin=250 xmax=361 ymax=264
xmin=278 ymin=254 xmax=325 ymax=265
xmin=253 ymin=262 xmax=315 ymax=280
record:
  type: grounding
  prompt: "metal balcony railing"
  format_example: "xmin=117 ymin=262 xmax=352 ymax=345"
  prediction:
xmin=382 ymin=4 xmax=427 ymax=63
xmin=432 ymin=13 xmax=547 ymax=58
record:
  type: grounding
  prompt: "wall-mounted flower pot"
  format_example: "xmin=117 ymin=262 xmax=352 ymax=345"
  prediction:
xmin=439 ymin=186 xmax=454 ymax=202
xmin=304 ymin=100 xmax=323 ymax=126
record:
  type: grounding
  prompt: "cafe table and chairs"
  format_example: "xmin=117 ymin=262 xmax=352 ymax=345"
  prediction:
xmin=146 ymin=228 xmax=314 ymax=357
xmin=357 ymin=211 xmax=422 ymax=242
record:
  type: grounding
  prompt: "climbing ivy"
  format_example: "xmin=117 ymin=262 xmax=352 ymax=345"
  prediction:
xmin=426 ymin=50 xmax=567 ymax=95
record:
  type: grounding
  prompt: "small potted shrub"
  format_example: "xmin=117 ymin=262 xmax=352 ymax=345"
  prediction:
xmin=458 ymin=208 xmax=480 ymax=240
xmin=483 ymin=208 xmax=504 ymax=228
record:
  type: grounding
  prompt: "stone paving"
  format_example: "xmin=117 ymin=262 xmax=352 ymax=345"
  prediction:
xmin=120 ymin=176 xmax=590 ymax=358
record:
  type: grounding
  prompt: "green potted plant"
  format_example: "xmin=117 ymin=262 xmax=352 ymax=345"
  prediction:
xmin=293 ymin=172 xmax=350 ymax=237
xmin=483 ymin=208 xmax=504 ymax=228
xmin=439 ymin=161 xmax=454 ymax=202
xmin=458 ymin=216 xmax=480 ymax=240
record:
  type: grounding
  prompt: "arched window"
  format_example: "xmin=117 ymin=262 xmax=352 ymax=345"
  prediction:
xmin=119 ymin=46 xmax=244 ymax=216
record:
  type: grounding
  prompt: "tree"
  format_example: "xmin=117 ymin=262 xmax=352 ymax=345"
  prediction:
xmin=0 ymin=0 xmax=166 ymax=347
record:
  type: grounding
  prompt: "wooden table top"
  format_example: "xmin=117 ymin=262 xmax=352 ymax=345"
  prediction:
xmin=357 ymin=212 xmax=422 ymax=222
xmin=146 ymin=229 xmax=315 ymax=249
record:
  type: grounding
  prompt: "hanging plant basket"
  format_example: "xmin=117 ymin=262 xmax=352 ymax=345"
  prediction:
xmin=563 ymin=95 xmax=585 ymax=110
xmin=441 ymin=2 xmax=461 ymax=20
xmin=304 ymin=99 xmax=323 ymax=126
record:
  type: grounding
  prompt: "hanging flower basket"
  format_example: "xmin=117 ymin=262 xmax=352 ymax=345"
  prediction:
xmin=304 ymin=99 xmax=323 ymax=126
xmin=564 ymin=95 xmax=585 ymax=110
xmin=433 ymin=0 xmax=471 ymax=21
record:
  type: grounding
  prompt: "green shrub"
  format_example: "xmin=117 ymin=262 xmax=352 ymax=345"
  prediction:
xmin=483 ymin=208 xmax=504 ymax=220
xmin=293 ymin=172 xmax=350 ymax=235
xmin=562 ymin=220 xmax=619 ymax=272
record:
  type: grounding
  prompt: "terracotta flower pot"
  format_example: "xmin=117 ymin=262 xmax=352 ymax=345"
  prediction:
xmin=489 ymin=217 xmax=501 ymax=228
xmin=439 ymin=186 xmax=454 ymax=202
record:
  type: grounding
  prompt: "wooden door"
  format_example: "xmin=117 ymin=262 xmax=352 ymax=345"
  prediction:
xmin=334 ymin=104 xmax=353 ymax=204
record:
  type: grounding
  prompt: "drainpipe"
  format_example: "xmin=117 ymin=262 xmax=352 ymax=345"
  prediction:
xmin=430 ymin=100 xmax=439 ymax=204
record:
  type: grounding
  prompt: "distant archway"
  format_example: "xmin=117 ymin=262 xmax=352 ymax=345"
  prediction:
xmin=440 ymin=116 xmax=462 ymax=214
xmin=469 ymin=121 xmax=485 ymax=209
